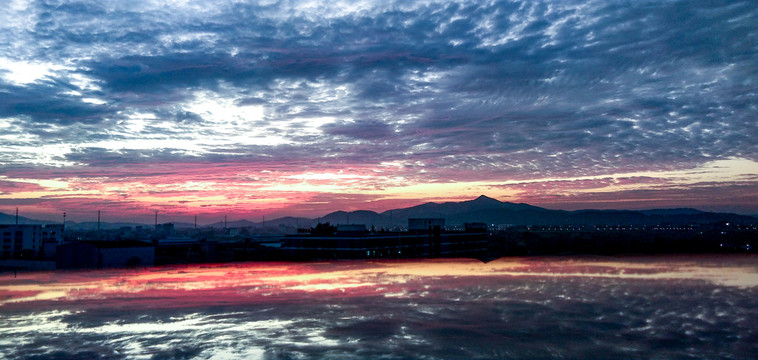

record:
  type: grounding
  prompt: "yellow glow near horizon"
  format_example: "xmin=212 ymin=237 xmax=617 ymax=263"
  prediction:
xmin=2 ymin=158 xmax=757 ymax=216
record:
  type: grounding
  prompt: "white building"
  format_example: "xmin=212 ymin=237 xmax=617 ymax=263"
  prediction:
xmin=0 ymin=224 xmax=64 ymax=259
xmin=408 ymin=218 xmax=445 ymax=232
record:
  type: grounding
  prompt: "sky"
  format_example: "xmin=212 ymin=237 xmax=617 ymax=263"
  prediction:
xmin=0 ymin=0 xmax=756 ymax=223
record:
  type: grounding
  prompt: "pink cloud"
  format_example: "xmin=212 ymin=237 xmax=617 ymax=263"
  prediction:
xmin=495 ymin=178 xmax=617 ymax=193
xmin=0 ymin=180 xmax=46 ymax=194
xmin=524 ymin=182 xmax=758 ymax=213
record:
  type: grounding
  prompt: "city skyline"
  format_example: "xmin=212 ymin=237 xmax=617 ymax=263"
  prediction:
xmin=1 ymin=0 xmax=757 ymax=222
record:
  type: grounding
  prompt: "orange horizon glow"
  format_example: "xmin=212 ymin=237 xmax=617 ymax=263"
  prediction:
xmin=2 ymin=158 xmax=757 ymax=222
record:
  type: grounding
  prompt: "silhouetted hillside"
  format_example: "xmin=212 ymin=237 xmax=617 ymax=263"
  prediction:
xmin=381 ymin=195 xmax=541 ymax=219
xmin=0 ymin=212 xmax=56 ymax=225
xmin=65 ymin=221 xmax=150 ymax=231
xmin=320 ymin=210 xmax=388 ymax=227
xmin=207 ymin=219 xmax=258 ymax=229
xmin=639 ymin=208 xmax=705 ymax=216
xmin=4 ymin=196 xmax=756 ymax=232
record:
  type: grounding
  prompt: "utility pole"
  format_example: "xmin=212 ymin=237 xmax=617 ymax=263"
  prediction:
xmin=97 ymin=210 xmax=101 ymax=231
xmin=63 ymin=212 xmax=66 ymax=231
xmin=15 ymin=208 xmax=18 ymax=225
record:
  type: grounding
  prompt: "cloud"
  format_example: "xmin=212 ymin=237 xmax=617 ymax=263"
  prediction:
xmin=521 ymin=180 xmax=758 ymax=214
xmin=0 ymin=180 xmax=46 ymax=195
xmin=0 ymin=82 xmax=112 ymax=125
xmin=0 ymin=0 xmax=756 ymax=217
xmin=322 ymin=119 xmax=393 ymax=140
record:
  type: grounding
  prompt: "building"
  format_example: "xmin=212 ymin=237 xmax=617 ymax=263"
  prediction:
xmin=155 ymin=223 xmax=175 ymax=237
xmin=155 ymin=237 xmax=217 ymax=264
xmin=0 ymin=224 xmax=64 ymax=259
xmin=408 ymin=218 xmax=445 ymax=232
xmin=57 ymin=240 xmax=155 ymax=269
xmin=336 ymin=224 xmax=368 ymax=237
xmin=464 ymin=222 xmax=488 ymax=233
xmin=281 ymin=219 xmax=487 ymax=260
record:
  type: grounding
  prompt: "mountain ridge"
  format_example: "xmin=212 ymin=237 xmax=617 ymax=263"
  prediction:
xmin=2 ymin=196 xmax=756 ymax=230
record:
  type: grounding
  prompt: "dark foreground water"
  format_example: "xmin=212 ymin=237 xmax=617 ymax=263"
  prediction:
xmin=1 ymin=255 xmax=756 ymax=359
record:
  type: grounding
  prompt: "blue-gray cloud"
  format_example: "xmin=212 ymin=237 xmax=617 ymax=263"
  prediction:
xmin=0 ymin=0 xmax=756 ymax=181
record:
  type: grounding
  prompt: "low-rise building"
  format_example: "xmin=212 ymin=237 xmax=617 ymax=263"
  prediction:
xmin=57 ymin=240 xmax=155 ymax=269
xmin=0 ymin=224 xmax=63 ymax=259
xmin=281 ymin=219 xmax=487 ymax=260
xmin=408 ymin=218 xmax=445 ymax=233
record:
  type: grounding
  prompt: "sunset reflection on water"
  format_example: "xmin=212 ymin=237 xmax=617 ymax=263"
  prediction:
xmin=1 ymin=256 xmax=757 ymax=359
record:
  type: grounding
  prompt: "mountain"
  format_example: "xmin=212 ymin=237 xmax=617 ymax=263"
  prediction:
xmin=4 ymin=197 xmax=757 ymax=232
xmin=332 ymin=195 xmax=758 ymax=227
xmin=266 ymin=217 xmax=318 ymax=229
xmin=206 ymin=219 xmax=259 ymax=229
xmin=308 ymin=196 xmax=548 ymax=228
xmin=372 ymin=195 xmax=558 ymax=226
xmin=319 ymin=210 xmax=390 ymax=227
xmin=639 ymin=208 xmax=705 ymax=216
xmin=380 ymin=195 xmax=542 ymax=220
xmin=65 ymin=221 xmax=149 ymax=231
xmin=0 ymin=212 xmax=58 ymax=225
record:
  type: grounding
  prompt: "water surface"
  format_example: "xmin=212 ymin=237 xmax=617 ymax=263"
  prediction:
xmin=1 ymin=255 xmax=756 ymax=359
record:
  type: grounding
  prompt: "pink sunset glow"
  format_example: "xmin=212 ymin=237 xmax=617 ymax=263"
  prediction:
xmin=3 ymin=256 xmax=757 ymax=311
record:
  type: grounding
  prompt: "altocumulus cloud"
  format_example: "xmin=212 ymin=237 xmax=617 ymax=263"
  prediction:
xmin=0 ymin=0 xmax=756 ymax=218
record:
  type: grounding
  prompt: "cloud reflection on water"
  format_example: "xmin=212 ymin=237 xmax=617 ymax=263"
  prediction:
xmin=1 ymin=256 xmax=757 ymax=359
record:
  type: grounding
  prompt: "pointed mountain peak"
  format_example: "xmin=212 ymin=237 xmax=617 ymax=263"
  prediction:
xmin=466 ymin=195 xmax=546 ymax=212
xmin=473 ymin=195 xmax=500 ymax=203
xmin=466 ymin=195 xmax=506 ymax=207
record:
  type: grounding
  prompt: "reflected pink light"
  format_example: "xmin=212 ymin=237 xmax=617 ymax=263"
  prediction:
xmin=1 ymin=256 xmax=756 ymax=311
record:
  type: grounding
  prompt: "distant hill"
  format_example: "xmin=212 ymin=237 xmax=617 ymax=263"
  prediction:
xmin=382 ymin=195 xmax=542 ymax=219
xmin=204 ymin=217 xmax=317 ymax=231
xmin=312 ymin=195 xmax=757 ymax=228
xmin=65 ymin=221 xmax=148 ymax=231
xmin=0 ymin=212 xmax=57 ymax=225
xmin=206 ymin=219 xmax=258 ymax=229
xmin=319 ymin=210 xmax=389 ymax=227
xmin=309 ymin=195 xmax=549 ymax=228
xmin=271 ymin=216 xmax=318 ymax=228
xmin=639 ymin=208 xmax=705 ymax=216
xmin=380 ymin=195 xmax=553 ymax=226
xmin=168 ymin=222 xmax=196 ymax=229
xmin=3 ymin=196 xmax=756 ymax=232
